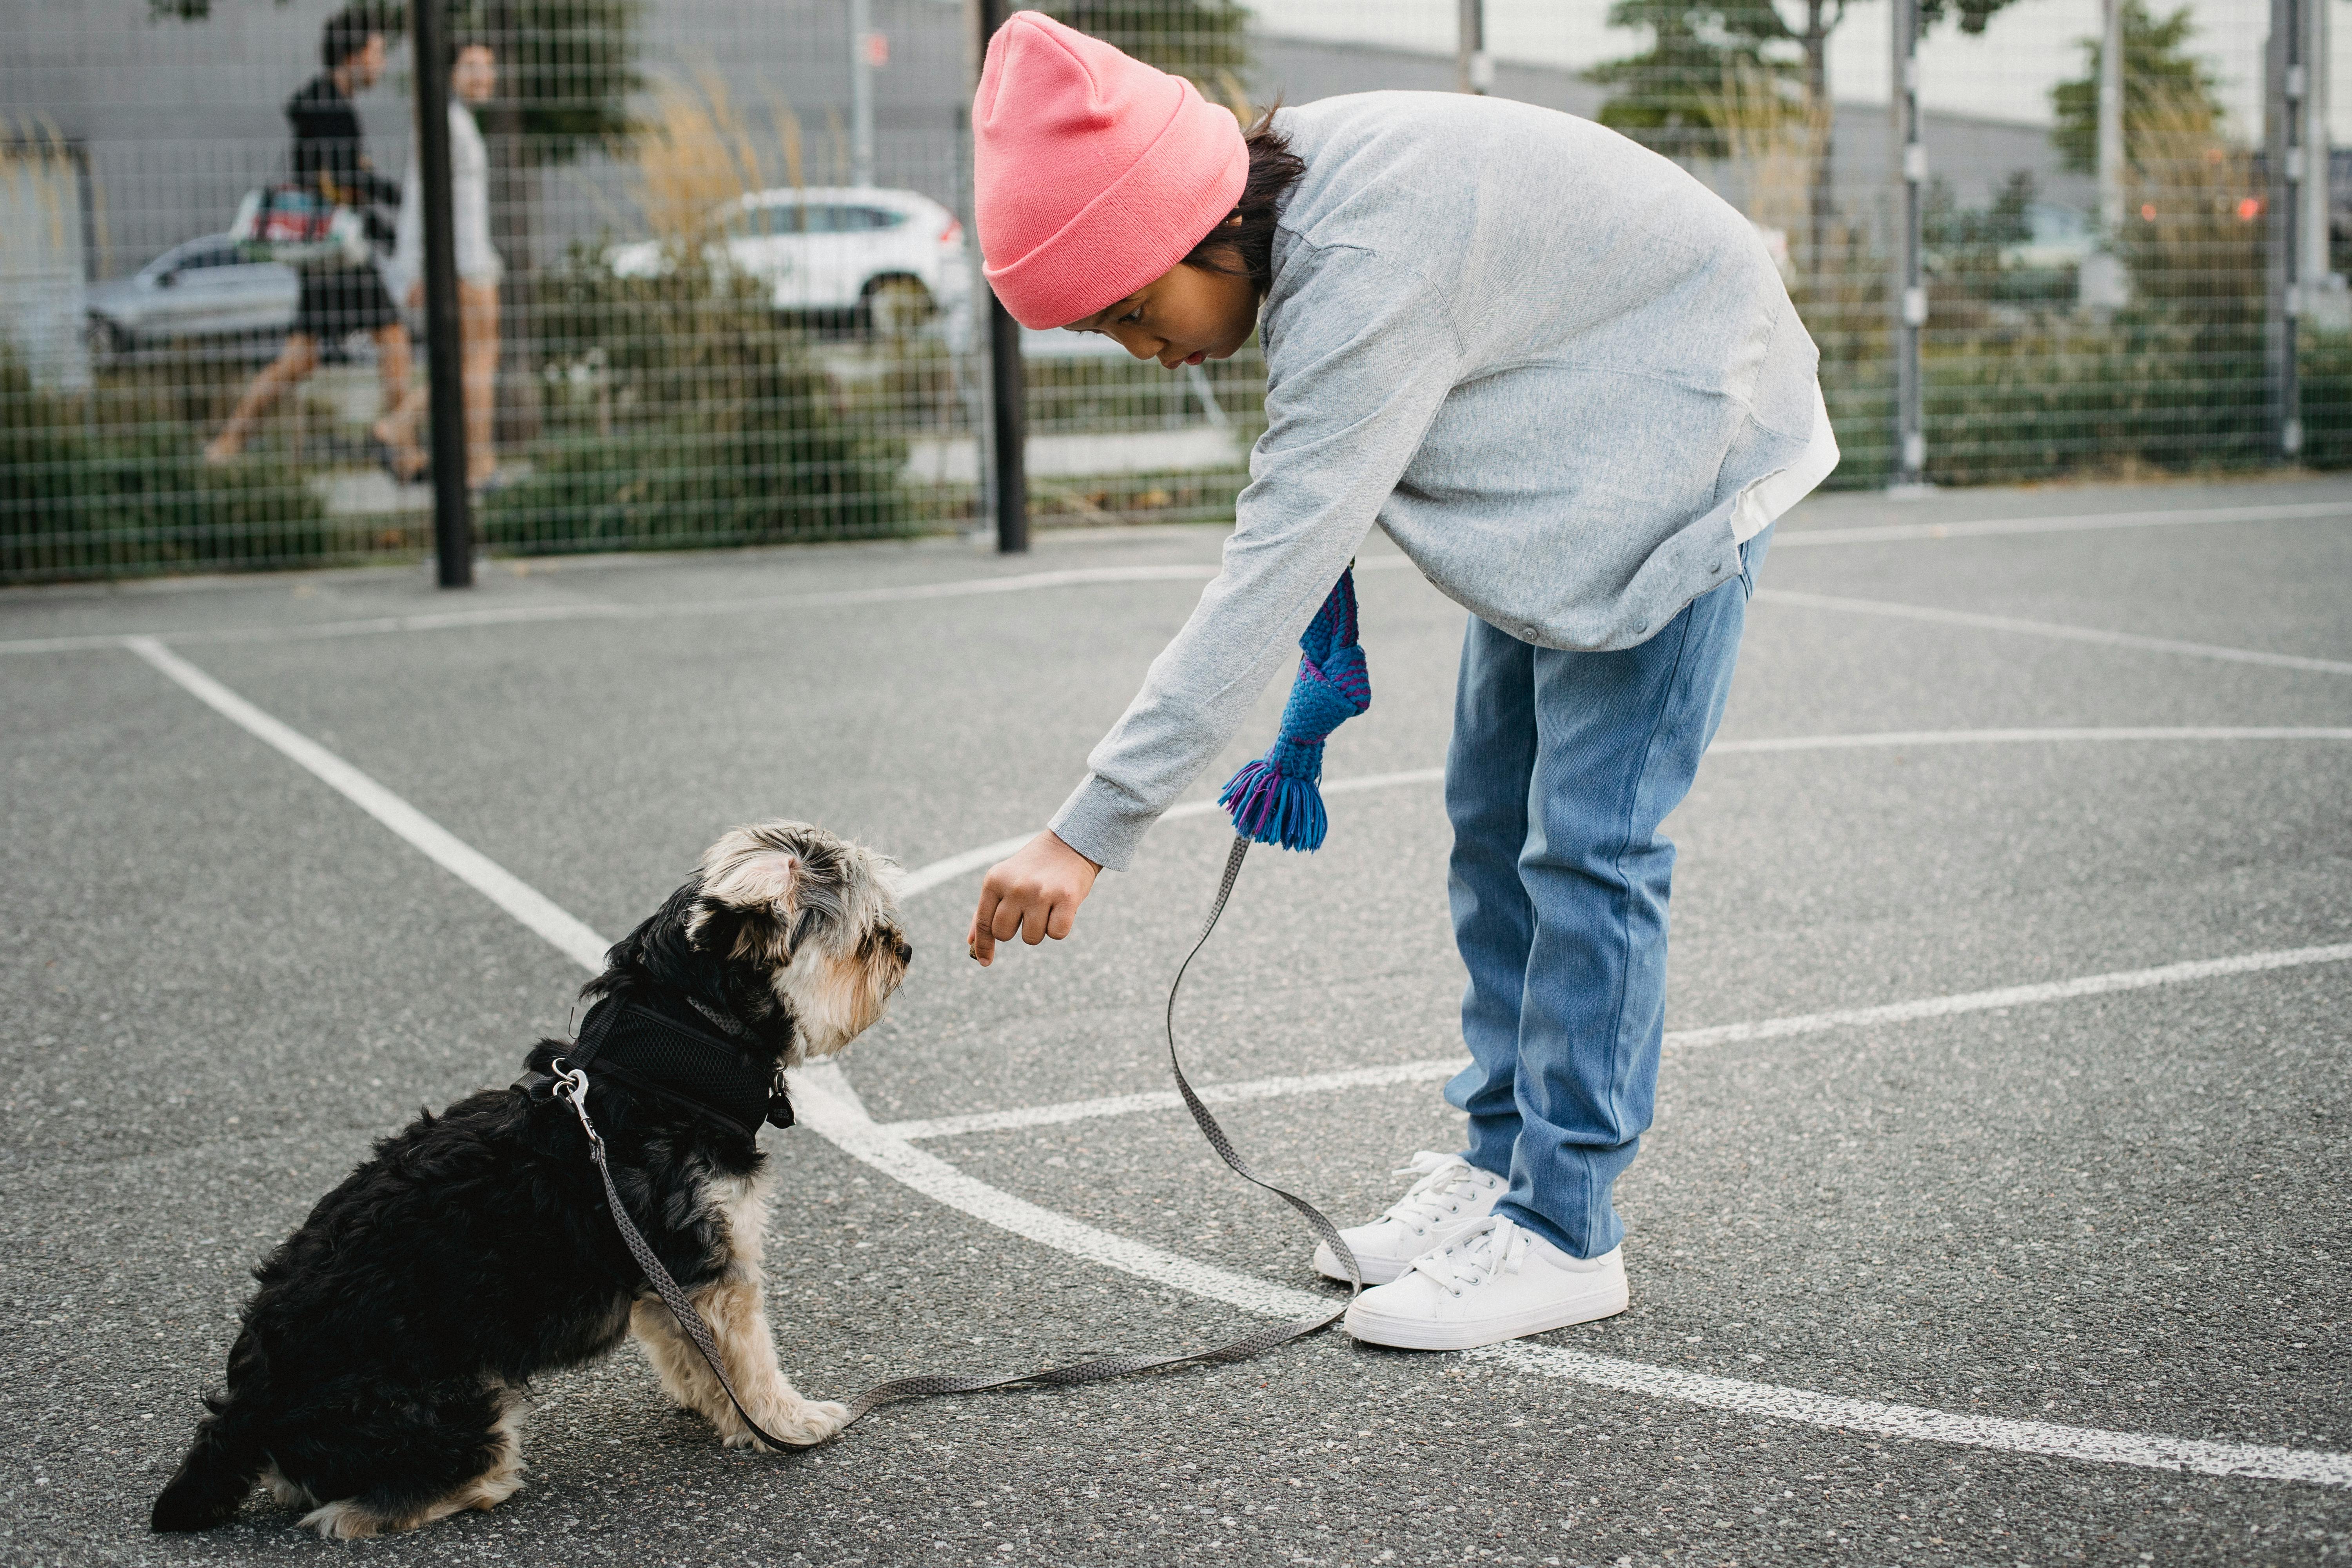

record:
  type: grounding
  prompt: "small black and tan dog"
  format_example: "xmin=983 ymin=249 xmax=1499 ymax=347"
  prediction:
xmin=151 ymin=821 xmax=911 ymax=1539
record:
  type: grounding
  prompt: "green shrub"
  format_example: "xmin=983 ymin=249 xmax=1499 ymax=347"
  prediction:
xmin=0 ymin=346 xmax=333 ymax=584
xmin=477 ymin=247 xmax=911 ymax=552
xmin=1915 ymin=319 xmax=2271 ymax=485
xmin=2296 ymin=329 xmax=2352 ymax=469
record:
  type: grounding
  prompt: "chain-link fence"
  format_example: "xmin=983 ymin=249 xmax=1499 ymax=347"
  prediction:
xmin=5 ymin=0 xmax=2349 ymax=583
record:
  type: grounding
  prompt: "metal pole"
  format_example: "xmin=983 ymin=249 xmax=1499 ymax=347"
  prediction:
xmin=412 ymin=0 xmax=470 ymax=587
xmin=2076 ymin=0 xmax=2132 ymax=312
xmin=977 ymin=0 xmax=1025 ymax=552
xmin=851 ymin=0 xmax=875 ymax=188
xmin=2268 ymin=0 xmax=2305 ymax=458
xmin=2096 ymin=0 xmax=2124 ymax=237
xmin=1457 ymin=0 xmax=1491 ymax=94
xmin=1890 ymin=0 xmax=1925 ymax=486
xmin=2303 ymin=0 xmax=2334 ymax=301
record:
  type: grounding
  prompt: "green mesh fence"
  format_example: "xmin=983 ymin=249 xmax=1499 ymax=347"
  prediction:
xmin=3 ymin=0 xmax=2343 ymax=582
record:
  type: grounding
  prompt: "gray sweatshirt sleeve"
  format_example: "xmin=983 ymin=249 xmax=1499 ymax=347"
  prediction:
xmin=1047 ymin=241 xmax=1464 ymax=871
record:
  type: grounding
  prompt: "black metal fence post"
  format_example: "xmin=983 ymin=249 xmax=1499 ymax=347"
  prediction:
xmin=977 ymin=0 xmax=1027 ymax=554
xmin=413 ymin=0 xmax=472 ymax=587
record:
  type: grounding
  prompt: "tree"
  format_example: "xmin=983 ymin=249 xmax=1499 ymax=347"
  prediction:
xmin=2049 ymin=0 xmax=2224 ymax=174
xmin=1591 ymin=0 xmax=2025 ymax=280
xmin=1040 ymin=0 xmax=1250 ymax=90
xmin=1584 ymin=0 xmax=1799 ymax=162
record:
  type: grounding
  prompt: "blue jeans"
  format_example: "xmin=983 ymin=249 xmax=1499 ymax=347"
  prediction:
xmin=1443 ymin=526 xmax=1770 ymax=1258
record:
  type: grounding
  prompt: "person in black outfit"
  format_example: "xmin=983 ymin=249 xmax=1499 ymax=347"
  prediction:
xmin=206 ymin=8 xmax=427 ymax=480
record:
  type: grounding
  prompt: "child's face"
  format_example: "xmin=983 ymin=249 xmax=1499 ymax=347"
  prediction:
xmin=1063 ymin=244 xmax=1260 ymax=369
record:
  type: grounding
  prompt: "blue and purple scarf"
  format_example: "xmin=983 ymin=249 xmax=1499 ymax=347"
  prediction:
xmin=1218 ymin=567 xmax=1370 ymax=852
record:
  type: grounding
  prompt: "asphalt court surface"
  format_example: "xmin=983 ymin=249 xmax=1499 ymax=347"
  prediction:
xmin=3 ymin=475 xmax=2349 ymax=1565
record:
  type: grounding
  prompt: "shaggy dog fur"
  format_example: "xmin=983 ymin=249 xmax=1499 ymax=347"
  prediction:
xmin=150 ymin=821 xmax=910 ymax=1539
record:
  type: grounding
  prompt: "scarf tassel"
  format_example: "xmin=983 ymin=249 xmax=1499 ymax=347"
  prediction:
xmin=1218 ymin=742 xmax=1330 ymax=853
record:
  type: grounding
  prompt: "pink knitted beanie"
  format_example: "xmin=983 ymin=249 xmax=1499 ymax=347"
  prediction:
xmin=972 ymin=12 xmax=1248 ymax=330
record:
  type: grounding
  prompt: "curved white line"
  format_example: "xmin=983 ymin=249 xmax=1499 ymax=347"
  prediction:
xmin=795 ymin=1060 xmax=2352 ymax=1488
xmin=127 ymin=648 xmax=2352 ymax=1489
xmin=1475 ymin=1341 xmax=2352 ymax=1487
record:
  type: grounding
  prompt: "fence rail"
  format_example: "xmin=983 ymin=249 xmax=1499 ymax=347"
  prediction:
xmin=4 ymin=0 xmax=2348 ymax=584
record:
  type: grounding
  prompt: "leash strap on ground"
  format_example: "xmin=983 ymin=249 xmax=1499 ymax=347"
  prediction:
xmin=564 ymin=834 xmax=1365 ymax=1449
xmin=831 ymin=834 xmax=1363 ymax=1428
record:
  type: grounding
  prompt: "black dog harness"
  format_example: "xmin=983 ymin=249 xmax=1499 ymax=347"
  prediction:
xmin=517 ymin=993 xmax=790 ymax=1139
xmin=538 ymin=840 xmax=1363 ymax=1452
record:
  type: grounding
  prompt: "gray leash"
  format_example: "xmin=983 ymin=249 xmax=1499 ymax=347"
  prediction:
xmin=554 ymin=832 xmax=1363 ymax=1449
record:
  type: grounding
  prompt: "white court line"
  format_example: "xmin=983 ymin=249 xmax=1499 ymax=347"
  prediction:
xmin=1663 ymin=942 xmax=2352 ymax=1047
xmin=1712 ymin=726 xmax=2352 ymax=751
xmin=1760 ymin=588 xmax=2352 ymax=675
xmin=882 ymin=1059 xmax=1464 ymax=1142
xmin=1474 ymin=1343 xmax=2352 ymax=1488
xmin=1 ymin=564 xmax=1226 ymax=657
xmin=875 ymin=942 xmax=2352 ymax=1142
xmin=123 ymin=642 xmax=2352 ymax=1489
xmin=1766 ymin=497 xmax=2352 ymax=548
xmin=10 ymin=493 xmax=2348 ymax=657
xmin=123 ymin=637 xmax=612 ymax=973
xmin=884 ymin=730 xmax=2352 ymax=1137
xmin=913 ymin=728 xmax=2350 ymax=976
xmin=897 ymin=834 xmax=1038 ymax=900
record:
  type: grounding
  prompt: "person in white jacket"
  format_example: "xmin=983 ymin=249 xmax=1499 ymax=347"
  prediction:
xmin=390 ymin=37 xmax=503 ymax=488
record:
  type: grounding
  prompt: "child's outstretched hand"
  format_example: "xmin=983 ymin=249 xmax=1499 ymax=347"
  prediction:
xmin=968 ymin=831 xmax=1099 ymax=965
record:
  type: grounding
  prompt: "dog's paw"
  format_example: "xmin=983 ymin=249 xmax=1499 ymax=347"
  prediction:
xmin=727 ymin=1399 xmax=850 ymax=1450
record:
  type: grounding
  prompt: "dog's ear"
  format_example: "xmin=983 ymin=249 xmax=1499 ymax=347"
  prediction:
xmin=699 ymin=829 xmax=803 ymax=915
xmin=693 ymin=824 xmax=811 ymax=963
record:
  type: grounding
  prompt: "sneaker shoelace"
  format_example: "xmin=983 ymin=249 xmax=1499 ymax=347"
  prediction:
xmin=1408 ymin=1215 xmax=1533 ymax=1297
xmin=1377 ymin=1151 xmax=1499 ymax=1241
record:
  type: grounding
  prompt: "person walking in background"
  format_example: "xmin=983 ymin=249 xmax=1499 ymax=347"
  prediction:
xmin=205 ymin=7 xmax=425 ymax=480
xmin=390 ymin=36 xmax=504 ymax=489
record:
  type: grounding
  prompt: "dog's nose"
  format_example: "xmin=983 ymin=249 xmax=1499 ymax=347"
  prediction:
xmin=895 ymin=938 xmax=913 ymax=965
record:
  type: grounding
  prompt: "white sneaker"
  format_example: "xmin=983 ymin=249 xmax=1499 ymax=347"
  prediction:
xmin=1342 ymin=1215 xmax=1629 ymax=1350
xmin=1312 ymin=1151 xmax=1506 ymax=1286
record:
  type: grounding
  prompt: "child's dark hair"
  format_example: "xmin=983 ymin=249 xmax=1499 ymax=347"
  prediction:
xmin=1181 ymin=104 xmax=1306 ymax=295
xmin=319 ymin=5 xmax=384 ymax=72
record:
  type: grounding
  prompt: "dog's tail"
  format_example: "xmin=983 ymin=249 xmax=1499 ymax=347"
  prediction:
xmin=150 ymin=1395 xmax=267 ymax=1532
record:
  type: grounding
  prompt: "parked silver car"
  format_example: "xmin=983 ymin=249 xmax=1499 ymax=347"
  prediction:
xmin=85 ymin=234 xmax=298 ymax=360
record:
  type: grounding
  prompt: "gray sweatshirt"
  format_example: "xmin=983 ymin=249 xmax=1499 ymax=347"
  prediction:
xmin=1049 ymin=91 xmax=1823 ymax=872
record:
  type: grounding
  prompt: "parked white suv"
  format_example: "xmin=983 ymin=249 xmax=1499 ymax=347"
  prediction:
xmin=607 ymin=186 xmax=970 ymax=334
